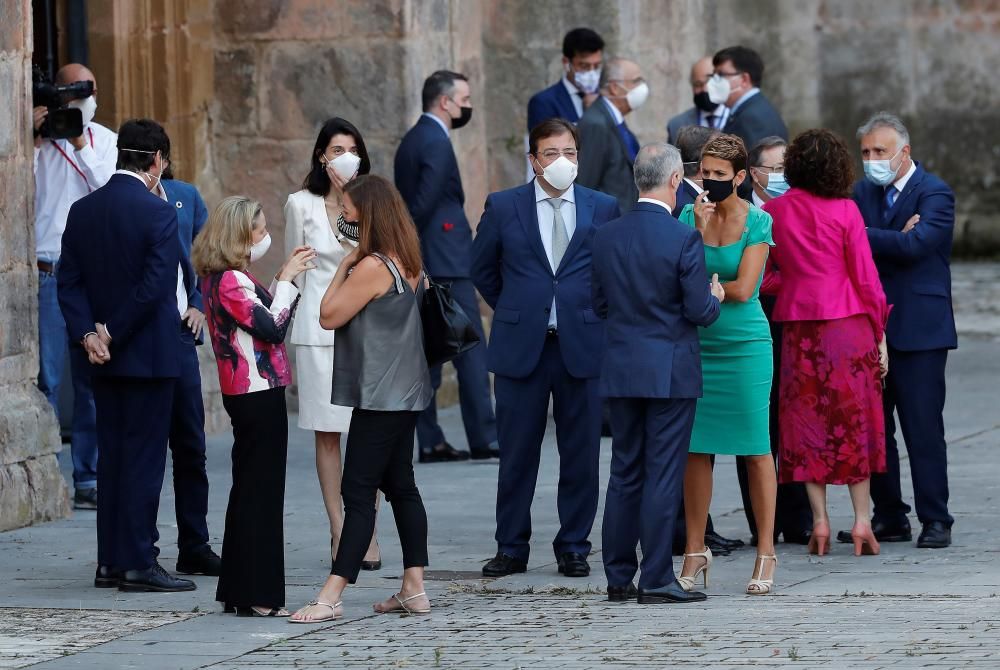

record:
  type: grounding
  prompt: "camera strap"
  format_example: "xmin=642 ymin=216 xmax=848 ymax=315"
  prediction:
xmin=50 ymin=128 xmax=95 ymax=192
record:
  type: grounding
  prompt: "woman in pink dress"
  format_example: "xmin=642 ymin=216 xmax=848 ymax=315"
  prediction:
xmin=761 ymin=129 xmax=889 ymax=557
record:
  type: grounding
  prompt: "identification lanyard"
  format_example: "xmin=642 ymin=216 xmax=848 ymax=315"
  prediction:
xmin=50 ymin=128 xmax=96 ymax=192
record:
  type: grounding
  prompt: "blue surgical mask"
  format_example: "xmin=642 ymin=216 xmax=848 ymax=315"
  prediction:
xmin=764 ymin=172 xmax=789 ymax=198
xmin=863 ymin=147 xmax=904 ymax=186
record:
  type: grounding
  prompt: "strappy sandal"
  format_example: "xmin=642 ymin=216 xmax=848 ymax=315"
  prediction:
xmin=375 ymin=592 xmax=431 ymax=615
xmin=289 ymin=600 xmax=343 ymax=624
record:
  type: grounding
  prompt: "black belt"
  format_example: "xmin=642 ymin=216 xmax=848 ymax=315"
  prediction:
xmin=37 ymin=260 xmax=56 ymax=274
xmin=546 ymin=327 xmax=558 ymax=338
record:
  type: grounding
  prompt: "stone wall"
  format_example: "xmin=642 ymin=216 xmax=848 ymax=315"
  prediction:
xmin=0 ymin=0 xmax=70 ymax=531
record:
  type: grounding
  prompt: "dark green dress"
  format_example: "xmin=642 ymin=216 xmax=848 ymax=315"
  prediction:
xmin=678 ymin=204 xmax=774 ymax=456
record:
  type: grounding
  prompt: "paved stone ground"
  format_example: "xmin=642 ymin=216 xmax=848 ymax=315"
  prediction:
xmin=1 ymin=262 xmax=998 ymax=670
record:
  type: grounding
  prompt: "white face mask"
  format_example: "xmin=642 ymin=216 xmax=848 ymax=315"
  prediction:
xmin=142 ymin=152 xmax=164 ymax=194
xmin=571 ymin=66 xmax=601 ymax=95
xmin=706 ymin=74 xmax=731 ymax=105
xmin=537 ymin=155 xmax=578 ymax=192
xmin=249 ymin=233 xmax=272 ymax=263
xmin=626 ymin=81 xmax=650 ymax=110
xmin=326 ymin=151 xmax=362 ymax=183
xmin=68 ymin=95 xmax=97 ymax=126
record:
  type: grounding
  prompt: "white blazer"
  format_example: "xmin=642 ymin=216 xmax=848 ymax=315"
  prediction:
xmin=283 ymin=189 xmax=357 ymax=346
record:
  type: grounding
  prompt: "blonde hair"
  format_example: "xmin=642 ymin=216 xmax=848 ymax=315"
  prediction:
xmin=191 ymin=196 xmax=262 ymax=276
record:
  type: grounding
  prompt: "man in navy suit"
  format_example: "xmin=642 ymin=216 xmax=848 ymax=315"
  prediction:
xmin=841 ymin=112 xmax=957 ymax=549
xmin=666 ymin=57 xmax=730 ymax=145
xmin=526 ymin=27 xmax=605 ymax=132
xmin=593 ymin=143 xmax=723 ymax=604
xmin=395 ymin=70 xmax=498 ymax=463
xmin=673 ymin=125 xmax=717 ymax=213
xmin=472 ymin=118 xmax=620 ymax=578
xmin=58 ymin=119 xmax=195 ymax=592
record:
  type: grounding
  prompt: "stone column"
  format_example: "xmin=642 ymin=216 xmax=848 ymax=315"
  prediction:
xmin=0 ymin=0 xmax=70 ymax=532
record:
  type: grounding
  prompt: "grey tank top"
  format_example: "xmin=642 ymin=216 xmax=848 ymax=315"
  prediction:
xmin=331 ymin=253 xmax=433 ymax=412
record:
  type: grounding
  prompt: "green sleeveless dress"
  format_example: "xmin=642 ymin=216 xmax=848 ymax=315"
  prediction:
xmin=677 ymin=204 xmax=774 ymax=456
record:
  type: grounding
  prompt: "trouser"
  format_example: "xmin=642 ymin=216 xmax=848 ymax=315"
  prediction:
xmin=871 ymin=348 xmax=952 ymax=527
xmin=416 ymin=278 xmax=497 ymax=452
xmin=333 ymin=409 xmax=428 ymax=583
xmin=92 ymin=375 xmax=174 ymax=570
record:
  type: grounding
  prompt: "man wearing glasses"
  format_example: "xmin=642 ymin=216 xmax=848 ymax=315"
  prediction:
xmin=706 ymin=46 xmax=788 ymax=151
xmin=577 ymin=57 xmax=650 ymax=213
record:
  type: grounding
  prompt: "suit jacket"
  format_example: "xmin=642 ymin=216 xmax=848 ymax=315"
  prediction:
xmin=674 ymin=179 xmax=700 ymax=212
xmin=162 ymin=179 xmax=207 ymax=324
xmin=527 ymin=80 xmax=581 ymax=132
xmin=852 ymin=162 xmax=957 ymax=352
xmin=471 ymin=181 xmax=620 ymax=379
xmin=591 ymin=202 xmax=720 ymax=398
xmin=723 ymin=92 xmax=788 ymax=150
xmin=576 ymin=98 xmax=638 ymax=214
xmin=394 ymin=115 xmax=473 ymax=278
xmin=58 ymin=173 xmax=183 ymax=378
xmin=666 ymin=107 xmax=700 ymax=145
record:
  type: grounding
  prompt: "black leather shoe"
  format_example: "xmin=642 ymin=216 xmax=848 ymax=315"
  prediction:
xmin=638 ymin=580 xmax=707 ymax=604
xmin=176 ymin=546 xmax=222 ymax=576
xmin=837 ymin=519 xmax=912 ymax=544
xmin=482 ymin=552 xmax=527 ymax=577
xmin=119 ymin=562 xmax=196 ymax=592
xmin=607 ymin=583 xmax=637 ymax=602
xmin=703 ymin=534 xmax=732 ymax=556
xmin=73 ymin=487 xmax=98 ymax=510
xmin=917 ymin=521 xmax=951 ymax=548
xmin=781 ymin=529 xmax=812 ymax=545
xmin=470 ymin=443 xmax=500 ymax=460
xmin=419 ymin=442 xmax=471 ymax=463
xmin=94 ymin=565 xmax=121 ymax=588
xmin=707 ymin=531 xmax=744 ymax=550
xmin=557 ymin=552 xmax=590 ymax=577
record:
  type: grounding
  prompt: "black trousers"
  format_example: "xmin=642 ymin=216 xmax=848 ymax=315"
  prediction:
xmin=333 ymin=409 xmax=428 ymax=583
xmin=217 ymin=387 xmax=288 ymax=609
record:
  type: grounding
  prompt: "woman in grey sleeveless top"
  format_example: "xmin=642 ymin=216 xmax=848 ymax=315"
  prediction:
xmin=290 ymin=175 xmax=434 ymax=623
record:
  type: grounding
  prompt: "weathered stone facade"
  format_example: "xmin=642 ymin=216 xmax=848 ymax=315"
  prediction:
xmin=0 ymin=0 xmax=70 ymax=531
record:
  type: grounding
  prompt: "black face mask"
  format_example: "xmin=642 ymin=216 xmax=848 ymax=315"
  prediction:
xmin=693 ymin=91 xmax=716 ymax=113
xmin=451 ymin=105 xmax=473 ymax=129
xmin=702 ymin=177 xmax=736 ymax=203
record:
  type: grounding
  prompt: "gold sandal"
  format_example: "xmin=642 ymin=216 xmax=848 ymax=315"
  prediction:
xmin=746 ymin=554 xmax=777 ymax=595
xmin=289 ymin=600 xmax=342 ymax=624
xmin=375 ymin=592 xmax=430 ymax=615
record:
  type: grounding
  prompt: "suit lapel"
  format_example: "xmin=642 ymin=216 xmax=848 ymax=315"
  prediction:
xmin=554 ymin=82 xmax=580 ymax=123
xmin=515 ymin=182 xmax=552 ymax=275
xmin=557 ymin=186 xmax=594 ymax=275
xmin=884 ymin=163 xmax=925 ymax=230
xmin=597 ymin=98 xmax=631 ymax=163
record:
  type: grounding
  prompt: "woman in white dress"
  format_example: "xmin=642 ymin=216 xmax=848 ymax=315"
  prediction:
xmin=285 ymin=117 xmax=380 ymax=568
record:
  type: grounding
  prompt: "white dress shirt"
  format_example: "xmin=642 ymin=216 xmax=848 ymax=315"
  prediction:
xmin=889 ymin=159 xmax=918 ymax=204
xmin=534 ymin=179 xmax=577 ymax=329
xmin=115 ymin=169 xmax=187 ymax=318
xmin=637 ymin=197 xmax=672 ymax=215
xmin=698 ymin=106 xmax=730 ymax=129
xmin=684 ymin=177 xmax=704 ymax=195
xmin=33 ymin=122 xmax=118 ymax=261
xmin=601 ymin=96 xmax=625 ymax=125
xmin=561 ymin=75 xmax=585 ymax=119
xmin=752 ymin=190 xmax=766 ymax=208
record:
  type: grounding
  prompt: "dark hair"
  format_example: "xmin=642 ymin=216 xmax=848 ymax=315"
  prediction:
xmin=528 ymin=118 xmax=579 ymax=155
xmin=303 ymin=117 xmax=372 ymax=197
xmin=343 ymin=175 xmax=423 ymax=278
xmin=784 ymin=129 xmax=855 ymax=199
xmin=701 ymin=133 xmax=748 ymax=175
xmin=421 ymin=70 xmax=468 ymax=112
xmin=149 ymin=127 xmax=175 ymax=180
xmin=748 ymin=136 xmax=787 ymax=168
xmin=675 ymin=125 xmax=719 ymax=176
xmin=116 ymin=119 xmax=168 ymax=172
xmin=713 ymin=45 xmax=765 ymax=86
xmin=562 ymin=28 xmax=604 ymax=59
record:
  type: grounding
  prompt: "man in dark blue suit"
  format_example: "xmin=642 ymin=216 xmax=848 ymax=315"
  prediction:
xmin=472 ymin=119 xmax=620 ymax=578
xmin=841 ymin=112 xmax=957 ymax=549
xmin=58 ymin=119 xmax=195 ymax=592
xmin=395 ymin=70 xmax=498 ymax=463
xmin=526 ymin=27 xmax=605 ymax=132
xmin=592 ymin=143 xmax=723 ymax=604
xmin=673 ymin=125 xmax=717 ymax=214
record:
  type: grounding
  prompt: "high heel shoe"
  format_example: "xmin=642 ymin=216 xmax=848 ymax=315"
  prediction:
xmin=361 ymin=540 xmax=382 ymax=571
xmin=851 ymin=523 xmax=880 ymax=556
xmin=808 ymin=521 xmax=830 ymax=556
xmin=746 ymin=555 xmax=777 ymax=595
xmin=676 ymin=546 xmax=712 ymax=592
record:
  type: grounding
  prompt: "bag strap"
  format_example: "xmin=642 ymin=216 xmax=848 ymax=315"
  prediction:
xmin=370 ymin=252 xmax=405 ymax=294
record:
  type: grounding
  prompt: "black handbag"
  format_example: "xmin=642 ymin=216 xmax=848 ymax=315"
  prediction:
xmin=421 ymin=276 xmax=480 ymax=367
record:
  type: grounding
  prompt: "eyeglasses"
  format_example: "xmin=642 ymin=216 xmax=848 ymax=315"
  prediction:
xmin=535 ymin=149 xmax=579 ymax=160
xmin=714 ymin=70 xmax=743 ymax=79
xmin=751 ymin=164 xmax=783 ymax=174
xmin=609 ymin=76 xmax=646 ymax=86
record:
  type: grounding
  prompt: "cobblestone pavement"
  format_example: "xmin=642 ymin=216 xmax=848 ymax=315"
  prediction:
xmin=1 ymin=262 xmax=998 ymax=670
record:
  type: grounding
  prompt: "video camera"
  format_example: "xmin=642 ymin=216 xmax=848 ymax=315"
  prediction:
xmin=32 ymin=66 xmax=94 ymax=140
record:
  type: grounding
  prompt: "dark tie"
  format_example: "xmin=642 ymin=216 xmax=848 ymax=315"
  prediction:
xmin=617 ymin=121 xmax=640 ymax=161
xmin=883 ymin=185 xmax=898 ymax=221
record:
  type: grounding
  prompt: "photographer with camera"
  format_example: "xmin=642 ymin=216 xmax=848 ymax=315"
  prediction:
xmin=33 ymin=63 xmax=118 ymax=511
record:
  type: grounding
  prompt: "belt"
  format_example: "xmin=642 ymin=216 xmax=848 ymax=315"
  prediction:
xmin=546 ymin=327 xmax=558 ymax=338
xmin=37 ymin=260 xmax=56 ymax=274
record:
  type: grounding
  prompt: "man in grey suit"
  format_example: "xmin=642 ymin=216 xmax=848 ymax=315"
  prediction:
xmin=666 ymin=57 xmax=730 ymax=145
xmin=577 ymin=57 xmax=648 ymax=213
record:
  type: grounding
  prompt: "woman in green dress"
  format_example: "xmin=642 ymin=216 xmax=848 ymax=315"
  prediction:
xmin=676 ymin=134 xmax=778 ymax=595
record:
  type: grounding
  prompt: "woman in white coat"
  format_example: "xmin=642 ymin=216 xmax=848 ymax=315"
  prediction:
xmin=285 ymin=117 xmax=380 ymax=569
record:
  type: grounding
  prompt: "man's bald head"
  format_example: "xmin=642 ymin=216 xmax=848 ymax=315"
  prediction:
xmin=56 ymin=63 xmax=97 ymax=91
xmin=689 ymin=57 xmax=714 ymax=94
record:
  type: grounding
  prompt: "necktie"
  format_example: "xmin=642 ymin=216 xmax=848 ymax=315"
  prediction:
xmin=883 ymin=185 xmax=898 ymax=220
xmin=548 ymin=198 xmax=569 ymax=271
xmin=617 ymin=121 xmax=640 ymax=161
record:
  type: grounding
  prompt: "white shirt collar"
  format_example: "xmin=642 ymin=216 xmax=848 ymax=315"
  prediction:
xmin=751 ymin=190 xmax=766 ymax=208
xmin=638 ymin=197 xmax=672 ymax=214
xmin=115 ymin=169 xmax=167 ymax=201
xmin=534 ymin=178 xmax=576 ymax=204
xmin=421 ymin=112 xmax=450 ymax=138
xmin=600 ymin=96 xmax=625 ymax=125
xmin=683 ymin=177 xmax=704 ymax=194
xmin=729 ymin=87 xmax=760 ymax=114
xmin=892 ymin=159 xmax=918 ymax=193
